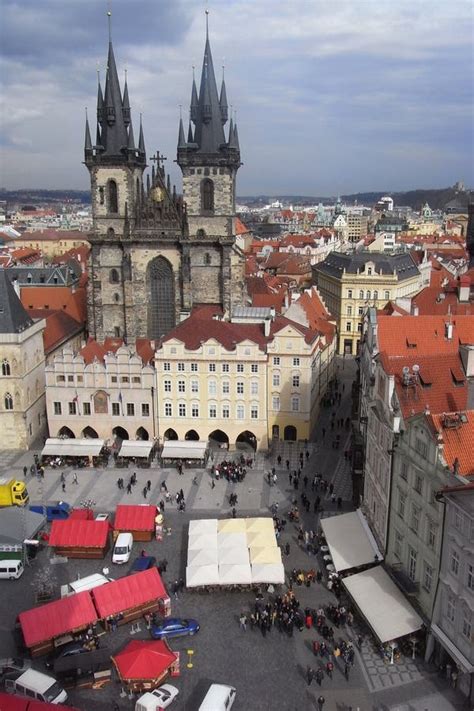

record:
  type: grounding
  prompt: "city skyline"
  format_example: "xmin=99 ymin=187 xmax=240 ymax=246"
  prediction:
xmin=1 ymin=0 xmax=473 ymax=194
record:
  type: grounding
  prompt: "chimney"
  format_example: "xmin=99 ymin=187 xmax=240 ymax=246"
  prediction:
xmin=264 ymin=318 xmax=271 ymax=337
xmin=458 ymin=276 xmax=470 ymax=303
xmin=445 ymin=321 xmax=453 ymax=340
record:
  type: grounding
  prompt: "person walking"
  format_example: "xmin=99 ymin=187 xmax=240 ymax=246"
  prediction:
xmin=126 ymin=482 xmax=132 ymax=494
xmin=306 ymin=666 xmax=314 ymax=686
xmin=23 ymin=465 xmax=28 ymax=478
xmin=317 ymin=695 xmax=325 ymax=711
xmin=239 ymin=613 xmax=247 ymax=631
xmin=72 ymin=472 xmax=78 ymax=484
xmin=146 ymin=480 xmax=151 ymax=491
xmin=211 ymin=479 xmax=216 ymax=489
xmin=344 ymin=662 xmax=351 ymax=681
xmin=60 ymin=471 xmax=65 ymax=483
xmin=143 ymin=486 xmax=148 ymax=499
xmin=61 ymin=481 xmax=66 ymax=493
xmin=315 ymin=668 xmax=324 ymax=686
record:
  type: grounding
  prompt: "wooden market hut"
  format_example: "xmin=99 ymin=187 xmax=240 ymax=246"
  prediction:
xmin=112 ymin=639 xmax=178 ymax=692
xmin=113 ymin=504 xmax=157 ymax=542
xmin=48 ymin=520 xmax=110 ymax=558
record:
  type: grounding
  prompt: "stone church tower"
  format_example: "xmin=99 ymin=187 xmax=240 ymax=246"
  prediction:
xmin=85 ymin=21 xmax=246 ymax=342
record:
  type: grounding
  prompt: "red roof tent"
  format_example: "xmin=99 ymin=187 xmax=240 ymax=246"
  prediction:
xmin=113 ymin=639 xmax=177 ymax=680
xmin=49 ymin=520 xmax=109 ymax=548
xmin=92 ymin=568 xmax=167 ymax=619
xmin=68 ymin=508 xmax=93 ymax=521
xmin=19 ymin=591 xmax=98 ymax=648
xmin=114 ymin=505 xmax=157 ymax=532
xmin=0 ymin=694 xmax=81 ymax=710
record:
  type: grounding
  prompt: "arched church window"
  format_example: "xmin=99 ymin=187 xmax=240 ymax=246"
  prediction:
xmin=147 ymin=256 xmax=175 ymax=339
xmin=204 ymin=253 xmax=211 ymax=265
xmin=114 ymin=292 xmax=120 ymax=303
xmin=107 ymin=227 xmax=115 ymax=239
xmin=4 ymin=392 xmax=13 ymax=410
xmin=1 ymin=359 xmax=11 ymax=376
xmin=201 ymin=179 xmax=214 ymax=213
xmin=196 ymin=228 xmax=206 ymax=238
xmin=110 ymin=269 xmax=120 ymax=284
xmin=108 ymin=180 xmax=118 ymax=213
xmin=99 ymin=187 xmax=104 ymax=205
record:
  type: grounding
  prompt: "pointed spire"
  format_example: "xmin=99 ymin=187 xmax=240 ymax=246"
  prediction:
xmin=138 ymin=114 xmax=146 ymax=155
xmin=190 ymin=67 xmax=199 ymax=123
xmin=101 ymin=36 xmax=128 ymax=156
xmin=187 ymin=120 xmax=194 ymax=143
xmin=178 ymin=115 xmax=186 ymax=149
xmin=228 ymin=116 xmax=234 ymax=144
xmin=193 ymin=13 xmax=226 ymax=151
xmin=84 ymin=108 xmax=93 ymax=154
xmin=96 ymin=70 xmax=104 ymax=124
xmin=127 ymin=117 xmax=136 ymax=151
xmin=232 ymin=121 xmax=240 ymax=151
xmin=122 ymin=70 xmax=131 ymax=125
xmin=219 ymin=67 xmax=228 ymax=124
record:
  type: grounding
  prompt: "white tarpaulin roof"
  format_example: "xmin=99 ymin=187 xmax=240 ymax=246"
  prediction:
xmin=219 ymin=563 xmax=252 ymax=585
xmin=187 ymin=548 xmax=218 ymax=567
xmin=343 ymin=566 xmax=423 ymax=643
xmin=186 ymin=565 xmax=220 ymax=588
xmin=161 ymin=440 xmax=207 ymax=459
xmin=42 ymin=438 xmax=105 ymax=457
xmin=246 ymin=517 xmax=275 ymax=534
xmin=218 ymin=546 xmax=251 ymax=565
xmin=251 ymin=563 xmax=285 ymax=585
xmin=218 ymin=518 xmax=247 ymax=533
xmin=249 ymin=546 xmax=282 ymax=565
xmin=119 ymin=440 xmax=153 ymax=458
xmin=246 ymin=531 xmax=277 ymax=549
xmin=217 ymin=532 xmax=248 ymax=550
xmin=188 ymin=533 xmax=218 ymax=551
xmin=189 ymin=519 xmax=218 ymax=537
xmin=321 ymin=509 xmax=383 ymax=572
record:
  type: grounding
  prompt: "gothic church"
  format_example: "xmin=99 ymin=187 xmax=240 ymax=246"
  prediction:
xmin=85 ymin=21 xmax=246 ymax=341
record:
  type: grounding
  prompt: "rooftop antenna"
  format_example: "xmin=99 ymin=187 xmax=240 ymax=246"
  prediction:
xmin=205 ymin=7 xmax=209 ymax=40
xmin=107 ymin=2 xmax=112 ymax=42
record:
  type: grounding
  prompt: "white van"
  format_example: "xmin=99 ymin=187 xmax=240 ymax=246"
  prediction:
xmin=5 ymin=669 xmax=67 ymax=704
xmin=112 ymin=532 xmax=133 ymax=564
xmin=0 ymin=559 xmax=24 ymax=580
xmin=198 ymin=683 xmax=236 ymax=711
xmin=60 ymin=572 xmax=114 ymax=598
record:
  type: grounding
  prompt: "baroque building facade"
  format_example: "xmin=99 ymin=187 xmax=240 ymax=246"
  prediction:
xmin=85 ymin=24 xmax=246 ymax=343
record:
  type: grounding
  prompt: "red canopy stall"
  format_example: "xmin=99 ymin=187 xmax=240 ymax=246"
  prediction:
xmin=0 ymin=693 xmax=81 ymax=710
xmin=112 ymin=639 xmax=178 ymax=692
xmin=19 ymin=591 xmax=98 ymax=657
xmin=113 ymin=504 xmax=157 ymax=542
xmin=92 ymin=567 xmax=170 ymax=630
xmin=49 ymin=520 xmax=110 ymax=558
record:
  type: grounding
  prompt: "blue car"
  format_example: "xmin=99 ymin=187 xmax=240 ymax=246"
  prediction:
xmin=129 ymin=556 xmax=156 ymax=573
xmin=150 ymin=617 xmax=200 ymax=640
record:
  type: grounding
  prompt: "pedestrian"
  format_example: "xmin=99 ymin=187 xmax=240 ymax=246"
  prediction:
xmin=73 ymin=473 xmax=78 ymax=484
xmin=113 ymin=702 xmax=120 ymax=711
xmin=172 ymin=580 xmax=179 ymax=600
xmin=132 ymin=472 xmax=137 ymax=485
xmin=326 ymin=660 xmax=333 ymax=679
xmin=272 ymin=472 xmax=277 ymax=486
xmin=232 ymin=507 xmax=236 ymax=519
xmin=143 ymin=486 xmax=148 ymax=499
xmin=344 ymin=662 xmax=350 ymax=681
xmin=23 ymin=465 xmax=27 ymax=478
xmin=303 ymin=475 xmax=308 ymax=489
xmin=211 ymin=479 xmax=216 ymax=489
xmin=317 ymin=695 xmax=325 ymax=710
xmin=315 ymin=668 xmax=324 ymax=686
xmin=146 ymin=479 xmax=151 ymax=491
xmin=61 ymin=482 xmax=66 ymax=492
xmin=306 ymin=666 xmax=314 ymax=686
xmin=127 ymin=483 xmax=132 ymax=494
xmin=60 ymin=471 xmax=65 ymax=483
xmin=337 ymin=496 xmax=342 ymax=509
xmin=239 ymin=613 xmax=247 ymax=631
xmin=286 ymin=459 xmax=290 ymax=470
xmin=277 ymin=455 xmax=282 ymax=465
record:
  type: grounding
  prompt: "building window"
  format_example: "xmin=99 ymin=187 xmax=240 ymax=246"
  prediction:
xmin=83 ymin=402 xmax=91 ymax=416
xmin=250 ymin=381 xmax=258 ymax=395
xmin=385 ymin=290 xmax=390 ymax=300
xmin=292 ymin=357 xmax=300 ymax=367
xmin=108 ymin=179 xmax=118 ymax=213
xmin=110 ymin=268 xmax=120 ymax=284
xmin=222 ymin=381 xmax=230 ymax=394
xmin=111 ymin=376 xmax=118 ymax=383
xmin=423 ymin=562 xmax=433 ymax=592
xmin=250 ymin=404 xmax=258 ymax=419
xmin=366 ymin=290 xmax=371 ymax=300
xmin=142 ymin=403 xmax=150 ymax=417
xmin=454 ymin=509 xmax=463 ymax=531
xmin=292 ymin=375 xmax=300 ymax=388
xmin=251 ymin=364 xmax=258 ymax=373
xmin=467 ymin=564 xmax=474 ymax=591
xmin=178 ymin=380 xmax=185 ymax=393
xmin=1 ymin=359 xmax=11 ymax=376
xmin=414 ymin=475 xmax=423 ymax=494
xmin=77 ymin=376 xmax=83 ymax=382
xmin=346 ymin=322 xmax=352 ymax=332
xmin=398 ymin=491 xmax=406 ymax=519
xmin=132 ymin=376 xmax=141 ymax=384
xmin=177 ymin=362 xmax=185 ymax=372
xmin=237 ymin=381 xmax=244 ymax=395
xmin=415 ymin=438 xmax=428 ymax=458
xmin=462 ymin=612 xmax=472 ymax=640
xmin=208 ymin=380 xmax=217 ymax=396
xmin=201 ymin=178 xmax=214 ymax=213
xmin=163 ymin=362 xmax=171 ymax=371
xmin=222 ymin=363 xmax=229 ymax=373
xmin=204 ymin=253 xmax=211 ymax=265
xmin=358 ymin=306 xmax=364 ymax=316
xmin=446 ymin=594 xmax=456 ymax=622
xmin=394 ymin=530 xmax=403 ymax=558
xmin=164 ymin=380 xmax=171 ymax=393
xmin=291 ymin=396 xmax=300 ymax=412
xmin=272 ymin=396 xmax=280 ymax=411
xmin=178 ymin=403 xmax=186 ymax=417
xmin=126 ymin=403 xmax=135 ymax=416
xmin=53 ymin=401 xmax=62 ymax=415
xmin=56 ymin=375 xmax=65 ymax=383
xmin=164 ymin=402 xmax=172 ymax=417
xmin=347 ymin=289 xmax=353 ymax=298
xmin=408 ymin=547 xmax=417 ymax=582
xmin=236 ymin=404 xmax=245 ymax=419
xmin=222 ymin=404 xmax=230 ymax=419
xmin=427 ymin=521 xmax=437 ymax=549
xmin=450 ymin=549 xmax=460 ymax=576
xmin=191 ymin=363 xmax=198 ymax=372
xmin=400 ymin=461 xmax=408 ymax=480
xmin=410 ymin=505 xmax=420 ymax=534
xmin=191 ymin=380 xmax=199 ymax=393
xmin=273 ymin=357 xmax=280 ymax=365
xmin=67 ymin=401 xmax=76 ymax=415
xmin=207 ymin=403 xmax=216 ymax=419
xmin=121 ymin=376 xmax=129 ymax=383
xmin=272 ymin=372 xmax=280 ymax=387
xmin=191 ymin=403 xmax=199 ymax=418
xmin=237 ymin=363 xmax=244 ymax=373
xmin=209 ymin=363 xmax=216 ymax=372
xmin=347 ymin=306 xmax=352 ymax=316
xmin=112 ymin=402 xmax=120 ymax=416
xmin=359 ymin=290 xmax=364 ymax=299
xmin=373 ymin=290 xmax=378 ymax=301
xmin=357 ymin=323 xmax=363 ymax=333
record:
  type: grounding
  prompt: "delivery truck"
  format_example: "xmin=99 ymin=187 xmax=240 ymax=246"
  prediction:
xmin=0 ymin=478 xmax=29 ymax=507
xmin=29 ymin=501 xmax=71 ymax=521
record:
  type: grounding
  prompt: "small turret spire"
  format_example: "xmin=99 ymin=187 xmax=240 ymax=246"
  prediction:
xmin=219 ymin=65 xmax=228 ymax=124
xmin=122 ymin=69 xmax=131 ymax=125
xmin=190 ymin=67 xmax=198 ymax=123
xmin=138 ymin=113 xmax=146 ymax=155
xmin=127 ymin=117 xmax=136 ymax=151
xmin=187 ymin=119 xmax=194 ymax=143
xmin=178 ymin=110 xmax=186 ymax=149
xmin=84 ymin=108 xmax=93 ymax=155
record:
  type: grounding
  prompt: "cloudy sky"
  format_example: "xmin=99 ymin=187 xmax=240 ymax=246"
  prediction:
xmin=1 ymin=0 xmax=473 ymax=195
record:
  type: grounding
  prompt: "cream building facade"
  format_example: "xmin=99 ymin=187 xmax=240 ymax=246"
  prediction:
xmin=0 ymin=271 xmax=47 ymax=449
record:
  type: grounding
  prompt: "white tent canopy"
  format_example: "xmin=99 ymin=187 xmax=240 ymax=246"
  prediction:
xmin=42 ymin=438 xmax=105 ymax=458
xmin=249 ymin=546 xmax=282 ymax=565
xmin=187 ymin=548 xmax=218 ymax=567
xmin=161 ymin=440 xmax=208 ymax=460
xmin=219 ymin=563 xmax=252 ymax=585
xmin=217 ymin=532 xmax=248 ymax=550
xmin=251 ymin=563 xmax=285 ymax=585
xmin=218 ymin=546 xmax=250 ymax=565
xmin=186 ymin=565 xmax=220 ymax=588
xmin=321 ymin=509 xmax=383 ymax=572
xmin=119 ymin=440 xmax=154 ymax=458
xmin=188 ymin=519 xmax=218 ymax=537
xmin=343 ymin=566 xmax=423 ymax=643
xmin=187 ymin=533 xmax=218 ymax=551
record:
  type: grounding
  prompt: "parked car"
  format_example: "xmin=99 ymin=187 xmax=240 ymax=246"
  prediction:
xmin=129 ymin=556 xmax=156 ymax=574
xmin=150 ymin=618 xmax=199 ymax=640
xmin=45 ymin=641 xmax=88 ymax=670
xmin=135 ymin=683 xmax=179 ymax=710
xmin=0 ymin=657 xmax=31 ymax=679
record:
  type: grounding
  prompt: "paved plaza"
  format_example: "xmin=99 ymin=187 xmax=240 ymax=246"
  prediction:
xmin=0 ymin=357 xmax=470 ymax=710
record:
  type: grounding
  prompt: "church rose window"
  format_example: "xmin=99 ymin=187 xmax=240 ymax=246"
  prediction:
xmin=147 ymin=256 xmax=175 ymax=339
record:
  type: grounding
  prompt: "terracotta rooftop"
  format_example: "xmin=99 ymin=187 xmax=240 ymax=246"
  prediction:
xmin=429 ymin=411 xmax=474 ymax=476
xmin=235 ymin=217 xmax=250 ymax=235
xmin=411 ymin=284 xmax=473 ymax=316
xmin=29 ymin=309 xmax=84 ymax=354
xmin=21 ymin=285 xmax=87 ymax=324
xmin=79 ymin=337 xmax=154 ymax=365
xmin=11 ymin=247 xmax=42 ymax=264
xmin=18 ymin=229 xmax=90 ymax=241
xmin=377 ymin=315 xmax=474 ymax=357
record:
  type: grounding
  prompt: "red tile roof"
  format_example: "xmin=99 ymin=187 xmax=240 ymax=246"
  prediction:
xmin=411 ymin=285 xmax=473 ymax=316
xmin=18 ymin=229 xmax=89 ymax=241
xmin=79 ymin=337 xmax=154 ymax=365
xmin=235 ymin=217 xmax=250 ymax=235
xmin=11 ymin=247 xmax=42 ymax=264
xmin=49 ymin=520 xmax=110 ymax=548
xmin=428 ymin=411 xmax=474 ymax=476
xmin=377 ymin=315 xmax=474 ymax=357
xmin=29 ymin=308 xmax=84 ymax=353
xmin=21 ymin=285 xmax=87 ymax=323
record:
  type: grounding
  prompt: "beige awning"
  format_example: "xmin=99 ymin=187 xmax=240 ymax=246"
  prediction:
xmin=245 ymin=517 xmax=275 ymax=534
xmin=186 ymin=565 xmax=219 ymax=588
xmin=246 ymin=531 xmax=277 ymax=549
xmin=321 ymin=509 xmax=383 ymax=572
xmin=249 ymin=546 xmax=282 ymax=565
xmin=161 ymin=440 xmax=208 ymax=460
xmin=343 ymin=566 xmax=423 ymax=643
xmin=218 ymin=518 xmax=247 ymax=533
xmin=119 ymin=440 xmax=154 ymax=458
xmin=42 ymin=438 xmax=105 ymax=457
xmin=187 ymin=547 xmax=218 ymax=567
xmin=251 ymin=563 xmax=285 ymax=585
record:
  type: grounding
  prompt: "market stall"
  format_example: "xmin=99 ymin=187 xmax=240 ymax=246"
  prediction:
xmin=160 ymin=440 xmax=208 ymax=467
xmin=19 ymin=591 xmax=98 ymax=657
xmin=92 ymin=568 xmax=170 ymax=630
xmin=0 ymin=507 xmax=46 ymax=561
xmin=117 ymin=440 xmax=155 ymax=468
xmin=251 ymin=563 xmax=285 ymax=585
xmin=113 ymin=504 xmax=157 ymax=542
xmin=112 ymin=639 xmax=178 ymax=693
xmin=41 ymin=438 xmax=106 ymax=468
xmin=320 ymin=509 xmax=382 ymax=572
xmin=48 ymin=520 xmax=110 ymax=559
xmin=186 ymin=564 xmax=220 ymax=588
xmin=0 ymin=692 xmax=81 ymax=710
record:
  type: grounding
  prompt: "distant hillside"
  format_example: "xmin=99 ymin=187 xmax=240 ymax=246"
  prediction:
xmin=0 ymin=189 xmax=90 ymax=206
